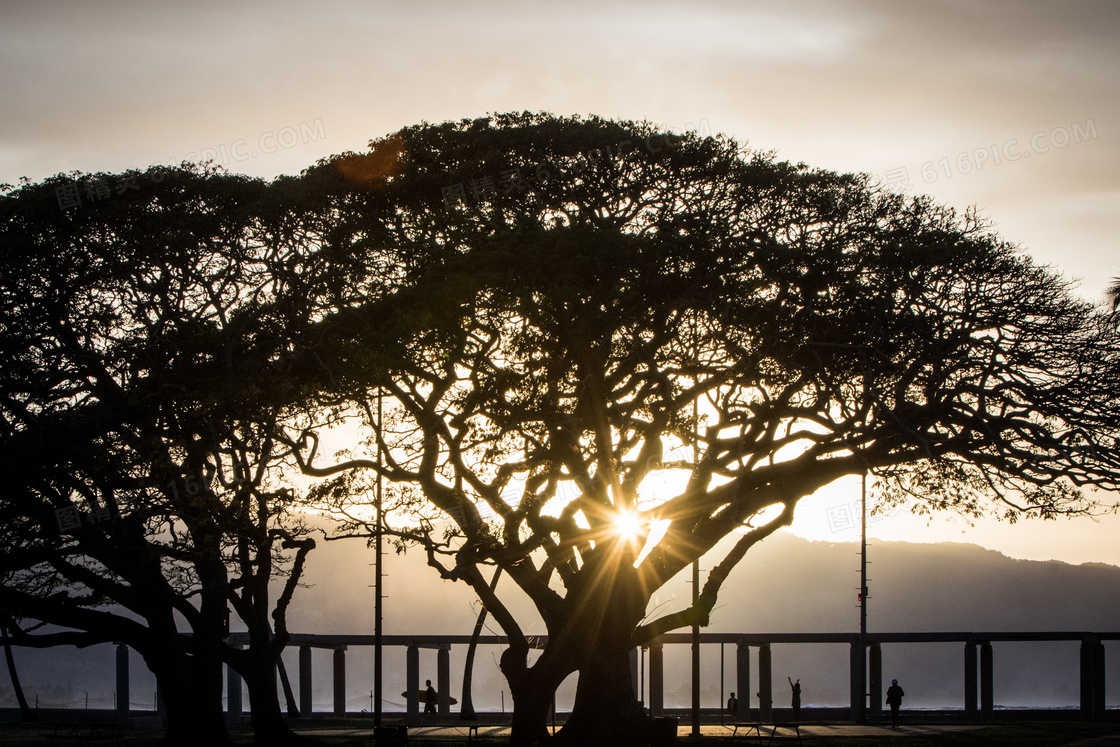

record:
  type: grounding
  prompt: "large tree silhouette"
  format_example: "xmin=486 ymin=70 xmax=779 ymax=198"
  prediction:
xmin=0 ymin=166 xmax=330 ymax=746
xmin=288 ymin=114 xmax=1120 ymax=746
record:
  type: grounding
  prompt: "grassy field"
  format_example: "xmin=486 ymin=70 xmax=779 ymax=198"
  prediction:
xmin=1 ymin=720 xmax=1118 ymax=746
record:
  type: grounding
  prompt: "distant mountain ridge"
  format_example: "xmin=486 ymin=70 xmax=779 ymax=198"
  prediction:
xmin=701 ymin=532 xmax=1120 ymax=634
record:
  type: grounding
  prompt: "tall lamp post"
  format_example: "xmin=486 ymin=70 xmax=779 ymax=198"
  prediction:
xmin=690 ymin=396 xmax=702 ymax=737
xmin=691 ymin=559 xmax=701 ymax=737
xmin=856 ymin=472 xmax=869 ymax=724
xmin=374 ymin=392 xmax=384 ymax=726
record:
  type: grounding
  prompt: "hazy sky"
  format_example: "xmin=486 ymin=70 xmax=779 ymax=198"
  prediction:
xmin=2 ymin=0 xmax=1118 ymax=565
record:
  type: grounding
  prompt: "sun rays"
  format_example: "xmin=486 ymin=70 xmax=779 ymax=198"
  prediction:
xmin=612 ymin=509 xmax=644 ymax=543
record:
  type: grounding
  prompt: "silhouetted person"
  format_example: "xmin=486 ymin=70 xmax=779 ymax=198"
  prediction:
xmin=788 ymin=677 xmax=801 ymax=722
xmin=425 ymin=679 xmax=437 ymax=714
xmin=886 ymin=679 xmax=904 ymax=728
xmin=726 ymin=691 xmax=738 ymax=719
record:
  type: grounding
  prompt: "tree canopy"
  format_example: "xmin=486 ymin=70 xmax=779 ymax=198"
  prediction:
xmin=282 ymin=113 xmax=1120 ymax=745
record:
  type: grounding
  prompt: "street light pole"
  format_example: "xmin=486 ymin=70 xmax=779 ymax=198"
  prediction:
xmin=690 ymin=394 xmax=701 ymax=737
xmin=374 ymin=391 xmax=384 ymax=726
xmin=691 ymin=559 xmax=701 ymax=737
xmin=857 ymin=471 xmax=868 ymax=724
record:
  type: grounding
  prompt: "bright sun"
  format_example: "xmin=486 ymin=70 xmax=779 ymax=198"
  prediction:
xmin=613 ymin=510 xmax=643 ymax=541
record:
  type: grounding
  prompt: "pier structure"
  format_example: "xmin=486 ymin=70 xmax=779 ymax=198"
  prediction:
xmin=151 ymin=630 xmax=1113 ymax=723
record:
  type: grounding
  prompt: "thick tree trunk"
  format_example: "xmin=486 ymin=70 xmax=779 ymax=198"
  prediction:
xmin=553 ymin=549 xmax=651 ymax=746
xmin=508 ymin=672 xmax=559 ymax=747
xmin=146 ymin=650 xmax=230 ymax=747
xmin=240 ymin=656 xmax=310 ymax=745
xmin=556 ymin=646 xmax=650 ymax=747
xmin=500 ymin=641 xmax=573 ymax=747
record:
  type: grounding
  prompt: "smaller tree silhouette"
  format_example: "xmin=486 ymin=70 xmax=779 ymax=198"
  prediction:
xmin=0 ymin=165 xmax=333 ymax=746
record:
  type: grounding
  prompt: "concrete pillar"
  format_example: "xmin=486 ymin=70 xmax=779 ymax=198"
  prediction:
xmin=406 ymin=644 xmax=420 ymax=720
xmin=437 ymin=646 xmax=451 ymax=716
xmin=115 ymin=644 xmax=129 ymax=724
xmin=649 ymin=640 xmax=664 ymax=717
xmin=980 ymin=643 xmax=994 ymax=719
xmin=1080 ymin=638 xmax=1105 ymax=721
xmin=299 ymin=645 xmax=312 ymax=718
xmin=758 ymin=643 xmax=772 ymax=722
xmin=964 ymin=641 xmax=977 ymax=718
xmin=735 ymin=642 xmax=750 ymax=721
xmin=225 ymin=643 xmax=241 ymax=725
xmin=1081 ymin=640 xmax=1093 ymax=720
xmin=1093 ymin=643 xmax=1106 ymax=719
xmin=849 ymin=642 xmax=864 ymax=722
xmin=333 ymin=647 xmax=346 ymax=717
xmin=224 ymin=667 xmax=239 ymax=725
xmin=1096 ymin=644 xmax=1106 ymax=717
xmin=869 ymin=643 xmax=882 ymax=718
xmin=629 ymin=648 xmax=639 ymax=702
